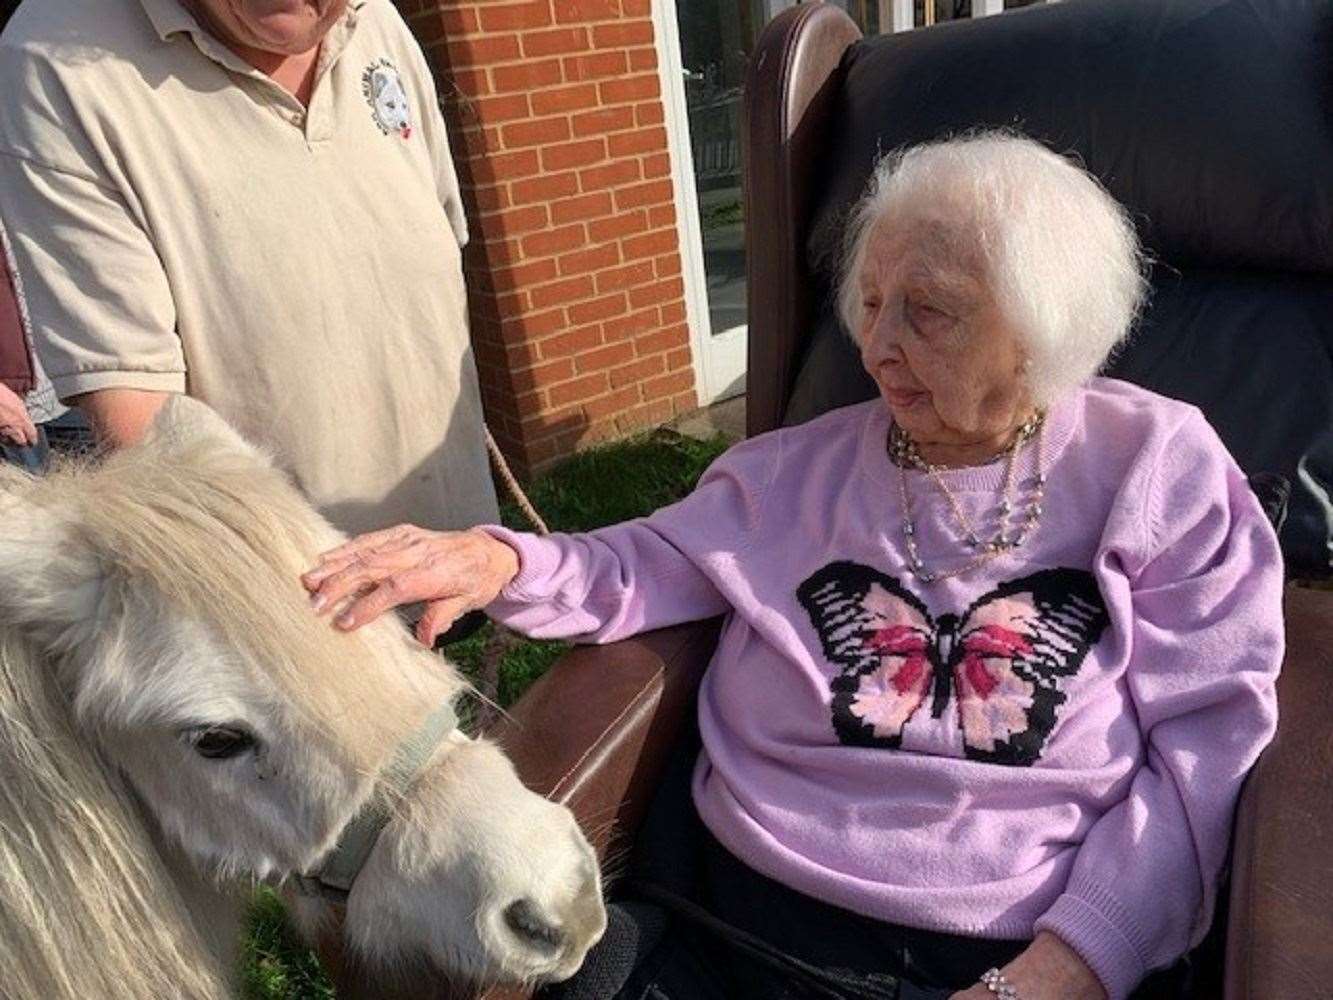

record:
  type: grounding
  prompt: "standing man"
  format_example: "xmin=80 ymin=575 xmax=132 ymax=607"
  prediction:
xmin=0 ymin=0 xmax=499 ymax=535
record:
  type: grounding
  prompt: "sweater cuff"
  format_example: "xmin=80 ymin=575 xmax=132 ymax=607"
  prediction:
xmin=1033 ymin=878 xmax=1149 ymax=1000
xmin=474 ymin=525 xmax=562 ymax=602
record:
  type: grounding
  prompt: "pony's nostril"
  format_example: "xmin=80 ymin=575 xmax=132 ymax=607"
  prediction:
xmin=503 ymin=898 xmax=564 ymax=953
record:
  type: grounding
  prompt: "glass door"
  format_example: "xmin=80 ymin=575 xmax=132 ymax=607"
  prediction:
xmin=678 ymin=0 xmax=753 ymax=346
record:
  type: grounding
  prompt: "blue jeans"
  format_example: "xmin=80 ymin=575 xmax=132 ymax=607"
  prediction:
xmin=2 ymin=410 xmax=96 ymax=472
xmin=0 ymin=425 xmax=48 ymax=472
xmin=42 ymin=409 xmax=96 ymax=457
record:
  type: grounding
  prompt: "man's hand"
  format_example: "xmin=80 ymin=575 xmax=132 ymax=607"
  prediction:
xmin=949 ymin=933 xmax=1105 ymax=1000
xmin=69 ymin=387 xmax=169 ymax=447
xmin=0 ymin=383 xmax=36 ymax=447
xmin=302 ymin=525 xmax=521 ymax=646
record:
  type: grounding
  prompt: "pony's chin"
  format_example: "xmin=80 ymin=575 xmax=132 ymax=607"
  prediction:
xmin=540 ymin=952 xmax=593 ymax=985
xmin=483 ymin=949 xmax=584 ymax=986
xmin=365 ymin=930 xmax=592 ymax=993
xmin=470 ymin=920 xmax=599 ymax=989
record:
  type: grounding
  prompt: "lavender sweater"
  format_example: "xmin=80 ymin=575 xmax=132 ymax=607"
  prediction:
xmin=484 ymin=378 xmax=1282 ymax=999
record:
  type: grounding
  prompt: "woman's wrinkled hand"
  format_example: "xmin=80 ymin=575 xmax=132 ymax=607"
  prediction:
xmin=301 ymin=524 xmax=520 ymax=646
xmin=0 ymin=384 xmax=37 ymax=448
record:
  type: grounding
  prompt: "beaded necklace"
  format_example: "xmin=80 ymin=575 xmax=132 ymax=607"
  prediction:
xmin=887 ymin=412 xmax=1047 ymax=583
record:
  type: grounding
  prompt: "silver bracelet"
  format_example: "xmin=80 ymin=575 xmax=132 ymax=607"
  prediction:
xmin=980 ymin=968 xmax=1022 ymax=1000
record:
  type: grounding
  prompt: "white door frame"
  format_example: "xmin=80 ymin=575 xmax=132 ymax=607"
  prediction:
xmin=652 ymin=0 xmax=748 ymax=405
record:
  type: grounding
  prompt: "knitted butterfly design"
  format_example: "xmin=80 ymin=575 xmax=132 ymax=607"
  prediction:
xmin=796 ymin=561 xmax=1109 ymax=766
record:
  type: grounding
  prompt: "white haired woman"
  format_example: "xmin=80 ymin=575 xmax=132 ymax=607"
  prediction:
xmin=304 ymin=134 xmax=1283 ymax=1000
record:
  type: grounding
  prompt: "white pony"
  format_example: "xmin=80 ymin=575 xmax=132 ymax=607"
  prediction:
xmin=0 ymin=397 xmax=605 ymax=999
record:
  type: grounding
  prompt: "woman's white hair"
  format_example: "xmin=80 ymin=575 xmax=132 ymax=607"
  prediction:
xmin=838 ymin=131 xmax=1148 ymax=406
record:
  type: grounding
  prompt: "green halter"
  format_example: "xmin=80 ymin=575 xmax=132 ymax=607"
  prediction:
xmin=291 ymin=700 xmax=458 ymax=903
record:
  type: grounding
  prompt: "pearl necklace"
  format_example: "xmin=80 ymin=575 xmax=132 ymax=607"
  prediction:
xmin=888 ymin=413 xmax=1047 ymax=584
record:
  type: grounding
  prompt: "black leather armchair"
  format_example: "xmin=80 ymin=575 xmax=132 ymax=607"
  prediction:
xmin=746 ymin=4 xmax=1333 ymax=997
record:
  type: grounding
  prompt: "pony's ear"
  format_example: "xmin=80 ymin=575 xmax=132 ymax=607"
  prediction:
xmin=0 ymin=473 xmax=103 ymax=647
xmin=143 ymin=395 xmax=271 ymax=467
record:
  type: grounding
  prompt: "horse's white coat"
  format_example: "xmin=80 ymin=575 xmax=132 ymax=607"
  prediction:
xmin=0 ymin=398 xmax=604 ymax=999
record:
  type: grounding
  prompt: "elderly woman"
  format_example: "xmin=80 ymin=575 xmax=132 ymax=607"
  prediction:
xmin=304 ymin=134 xmax=1282 ymax=1000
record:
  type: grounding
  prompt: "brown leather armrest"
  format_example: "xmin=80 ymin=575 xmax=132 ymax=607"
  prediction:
xmin=1225 ymin=585 xmax=1333 ymax=998
xmin=319 ymin=620 xmax=720 ymax=999
xmin=488 ymin=618 xmax=720 ymax=859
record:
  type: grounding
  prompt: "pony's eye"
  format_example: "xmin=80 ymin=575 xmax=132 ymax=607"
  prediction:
xmin=186 ymin=725 xmax=257 ymax=760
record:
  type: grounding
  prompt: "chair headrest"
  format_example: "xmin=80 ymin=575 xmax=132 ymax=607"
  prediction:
xmin=806 ymin=0 xmax=1333 ymax=286
xmin=785 ymin=0 xmax=1333 ymax=576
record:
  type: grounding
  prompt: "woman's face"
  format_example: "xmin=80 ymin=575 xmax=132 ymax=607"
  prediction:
xmin=184 ymin=0 xmax=347 ymax=55
xmin=855 ymin=216 xmax=1032 ymax=452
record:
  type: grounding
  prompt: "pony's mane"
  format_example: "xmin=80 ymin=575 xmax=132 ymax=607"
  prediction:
xmin=0 ymin=628 xmax=229 ymax=1000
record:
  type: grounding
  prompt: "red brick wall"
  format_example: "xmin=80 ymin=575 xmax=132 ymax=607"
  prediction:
xmin=396 ymin=0 xmax=699 ymax=473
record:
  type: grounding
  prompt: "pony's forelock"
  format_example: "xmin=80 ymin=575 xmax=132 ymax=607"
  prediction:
xmin=53 ymin=435 xmax=461 ymax=767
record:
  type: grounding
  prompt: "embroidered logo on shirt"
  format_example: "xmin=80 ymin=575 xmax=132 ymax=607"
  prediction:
xmin=796 ymin=562 xmax=1109 ymax=766
xmin=361 ymin=58 xmax=412 ymax=139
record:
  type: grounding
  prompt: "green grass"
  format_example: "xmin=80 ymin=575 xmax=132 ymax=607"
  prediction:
xmin=500 ymin=427 xmax=733 ymax=533
xmin=242 ymin=889 xmax=335 ymax=1000
xmin=240 ymin=427 xmax=731 ymax=998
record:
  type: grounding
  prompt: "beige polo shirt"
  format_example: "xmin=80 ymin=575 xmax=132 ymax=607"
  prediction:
xmin=0 ymin=0 xmax=498 ymax=535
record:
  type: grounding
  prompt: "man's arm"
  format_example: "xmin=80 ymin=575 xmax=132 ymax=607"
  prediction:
xmin=69 ymin=388 xmax=169 ymax=448
xmin=0 ymin=154 xmax=184 ymax=433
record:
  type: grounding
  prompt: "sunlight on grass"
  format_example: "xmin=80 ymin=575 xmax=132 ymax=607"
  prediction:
xmin=240 ymin=427 xmax=730 ymax=998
